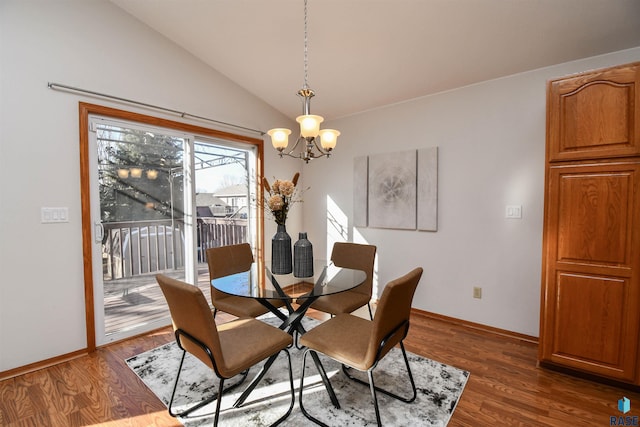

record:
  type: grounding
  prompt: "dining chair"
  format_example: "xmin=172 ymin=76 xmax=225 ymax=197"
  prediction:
xmin=298 ymin=267 xmax=423 ymax=427
xmin=207 ymin=243 xmax=285 ymax=318
xmin=155 ymin=274 xmax=295 ymax=427
xmin=303 ymin=242 xmax=377 ymax=319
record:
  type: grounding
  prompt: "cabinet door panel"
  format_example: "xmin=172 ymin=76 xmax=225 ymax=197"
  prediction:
xmin=540 ymin=162 xmax=640 ymax=382
xmin=547 ymin=63 xmax=640 ymax=161
xmin=556 ymin=171 xmax=630 ymax=266
xmin=553 ymin=273 xmax=627 ymax=373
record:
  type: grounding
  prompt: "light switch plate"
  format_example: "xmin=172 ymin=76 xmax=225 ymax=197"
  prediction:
xmin=505 ymin=205 xmax=522 ymax=219
xmin=41 ymin=207 xmax=69 ymax=223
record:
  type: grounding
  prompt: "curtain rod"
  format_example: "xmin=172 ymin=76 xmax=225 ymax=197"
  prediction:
xmin=47 ymin=82 xmax=265 ymax=136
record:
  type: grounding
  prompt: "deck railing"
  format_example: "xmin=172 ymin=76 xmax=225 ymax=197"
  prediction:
xmin=197 ymin=217 xmax=248 ymax=261
xmin=102 ymin=218 xmax=247 ymax=281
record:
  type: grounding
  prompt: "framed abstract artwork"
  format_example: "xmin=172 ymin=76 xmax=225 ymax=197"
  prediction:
xmin=354 ymin=147 xmax=438 ymax=231
xmin=368 ymin=149 xmax=417 ymax=230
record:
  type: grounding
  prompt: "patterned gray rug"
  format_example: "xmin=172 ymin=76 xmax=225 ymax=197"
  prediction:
xmin=126 ymin=316 xmax=469 ymax=426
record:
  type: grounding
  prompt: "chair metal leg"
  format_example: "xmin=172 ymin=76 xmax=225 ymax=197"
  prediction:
xmin=367 ymin=369 xmax=382 ymax=427
xmin=299 ymin=349 xmax=331 ymax=427
xmin=270 ymin=349 xmax=295 ymax=426
xmin=310 ymin=350 xmax=341 ymax=408
xmin=167 ymin=349 xmax=249 ymax=418
xmin=213 ymin=378 xmax=225 ymax=427
xmin=233 ymin=352 xmax=279 ymax=407
xmin=232 ymin=349 xmax=295 ymax=427
xmin=167 ymin=350 xmax=188 ymax=417
xmin=341 ymin=341 xmax=417 ymax=403
xmin=339 ymin=342 xmax=416 ymax=426
xmin=367 ymin=302 xmax=374 ymax=320
xmin=168 ymin=350 xmax=221 ymax=418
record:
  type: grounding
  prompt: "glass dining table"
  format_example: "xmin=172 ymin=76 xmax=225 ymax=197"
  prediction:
xmin=212 ymin=259 xmax=366 ymax=335
xmin=211 ymin=259 xmax=367 ymax=409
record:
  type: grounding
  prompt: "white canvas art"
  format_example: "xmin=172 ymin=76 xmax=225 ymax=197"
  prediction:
xmin=356 ymin=147 xmax=438 ymax=231
xmin=368 ymin=150 xmax=417 ymax=230
xmin=354 ymin=156 xmax=368 ymax=227
xmin=417 ymin=147 xmax=438 ymax=231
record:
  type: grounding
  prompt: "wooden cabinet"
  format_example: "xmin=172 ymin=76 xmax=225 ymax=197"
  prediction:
xmin=547 ymin=63 xmax=640 ymax=161
xmin=539 ymin=62 xmax=640 ymax=384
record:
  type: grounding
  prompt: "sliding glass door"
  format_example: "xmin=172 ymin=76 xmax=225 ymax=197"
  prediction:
xmin=87 ymin=113 xmax=259 ymax=346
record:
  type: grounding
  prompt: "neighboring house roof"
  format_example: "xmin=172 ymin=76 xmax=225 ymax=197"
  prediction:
xmin=195 ymin=193 xmax=226 ymax=207
xmin=214 ymin=184 xmax=247 ymax=197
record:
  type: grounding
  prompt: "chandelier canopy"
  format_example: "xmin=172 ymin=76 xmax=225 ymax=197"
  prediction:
xmin=267 ymin=0 xmax=339 ymax=163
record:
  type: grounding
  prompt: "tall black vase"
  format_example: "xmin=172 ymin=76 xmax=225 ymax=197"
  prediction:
xmin=271 ymin=224 xmax=292 ymax=274
xmin=294 ymin=232 xmax=314 ymax=278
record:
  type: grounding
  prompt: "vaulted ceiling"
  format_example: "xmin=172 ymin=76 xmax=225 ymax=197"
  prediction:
xmin=110 ymin=0 xmax=640 ymax=120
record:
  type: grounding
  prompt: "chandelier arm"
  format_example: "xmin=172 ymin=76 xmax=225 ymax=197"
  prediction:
xmin=310 ymin=136 xmax=331 ymax=156
xmin=278 ymin=135 xmax=305 ymax=158
xmin=274 ymin=136 xmax=330 ymax=163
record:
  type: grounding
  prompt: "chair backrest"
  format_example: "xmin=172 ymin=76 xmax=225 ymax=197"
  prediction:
xmin=155 ymin=274 xmax=224 ymax=370
xmin=207 ymin=243 xmax=254 ymax=279
xmin=207 ymin=243 xmax=254 ymax=301
xmin=331 ymin=242 xmax=377 ymax=296
xmin=365 ymin=267 xmax=423 ymax=367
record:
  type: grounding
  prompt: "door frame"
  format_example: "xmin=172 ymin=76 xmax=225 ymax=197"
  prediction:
xmin=79 ymin=102 xmax=265 ymax=351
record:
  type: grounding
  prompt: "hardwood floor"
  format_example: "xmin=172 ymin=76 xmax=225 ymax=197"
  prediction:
xmin=1 ymin=311 xmax=639 ymax=426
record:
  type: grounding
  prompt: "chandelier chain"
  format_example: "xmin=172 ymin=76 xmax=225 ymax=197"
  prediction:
xmin=303 ymin=0 xmax=309 ymax=89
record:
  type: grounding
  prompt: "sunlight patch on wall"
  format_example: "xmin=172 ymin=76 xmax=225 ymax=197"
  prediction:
xmin=326 ymin=195 xmax=349 ymax=259
xmin=326 ymin=195 xmax=379 ymax=301
xmin=353 ymin=227 xmax=379 ymax=300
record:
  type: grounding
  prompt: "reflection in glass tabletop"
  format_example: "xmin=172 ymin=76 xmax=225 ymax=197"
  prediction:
xmin=211 ymin=259 xmax=366 ymax=300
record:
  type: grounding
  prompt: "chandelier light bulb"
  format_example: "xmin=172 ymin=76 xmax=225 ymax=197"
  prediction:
xmin=319 ymin=129 xmax=340 ymax=150
xmin=296 ymin=115 xmax=324 ymax=138
xmin=268 ymin=128 xmax=292 ymax=150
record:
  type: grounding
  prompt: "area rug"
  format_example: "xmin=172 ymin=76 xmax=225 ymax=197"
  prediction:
xmin=126 ymin=316 xmax=469 ymax=426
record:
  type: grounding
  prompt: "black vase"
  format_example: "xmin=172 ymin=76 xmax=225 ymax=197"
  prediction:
xmin=294 ymin=232 xmax=314 ymax=278
xmin=271 ymin=224 xmax=292 ymax=274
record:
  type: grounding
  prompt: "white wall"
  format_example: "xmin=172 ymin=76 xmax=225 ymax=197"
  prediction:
xmin=0 ymin=0 xmax=297 ymax=372
xmin=302 ymin=47 xmax=640 ymax=337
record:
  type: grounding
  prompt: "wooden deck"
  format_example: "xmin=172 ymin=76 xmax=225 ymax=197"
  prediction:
xmin=104 ymin=264 xmax=211 ymax=335
xmin=103 ymin=265 xmax=346 ymax=338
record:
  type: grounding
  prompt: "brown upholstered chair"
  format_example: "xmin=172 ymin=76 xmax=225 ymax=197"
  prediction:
xmin=304 ymin=242 xmax=377 ymax=319
xmin=298 ymin=267 xmax=423 ymax=427
xmin=207 ymin=243 xmax=285 ymax=318
xmin=155 ymin=274 xmax=294 ymax=426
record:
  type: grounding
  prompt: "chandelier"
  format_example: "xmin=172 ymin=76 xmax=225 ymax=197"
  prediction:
xmin=267 ymin=0 xmax=339 ymax=163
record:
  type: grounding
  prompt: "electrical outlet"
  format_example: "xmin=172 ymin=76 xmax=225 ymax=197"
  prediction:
xmin=473 ymin=286 xmax=482 ymax=299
